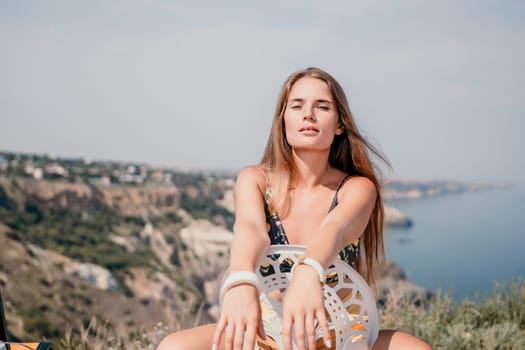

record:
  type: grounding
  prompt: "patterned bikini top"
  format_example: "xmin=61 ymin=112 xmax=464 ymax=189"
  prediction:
xmin=264 ymin=174 xmax=360 ymax=269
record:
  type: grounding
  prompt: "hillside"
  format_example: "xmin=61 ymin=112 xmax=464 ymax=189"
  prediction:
xmin=0 ymin=175 xmax=233 ymax=341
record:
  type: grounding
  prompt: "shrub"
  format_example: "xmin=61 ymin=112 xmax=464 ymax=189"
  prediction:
xmin=379 ymin=279 xmax=525 ymax=349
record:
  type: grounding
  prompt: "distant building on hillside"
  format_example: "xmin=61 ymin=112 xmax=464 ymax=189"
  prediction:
xmin=88 ymin=176 xmax=111 ymax=186
xmin=33 ymin=168 xmax=44 ymax=179
xmin=45 ymin=163 xmax=69 ymax=177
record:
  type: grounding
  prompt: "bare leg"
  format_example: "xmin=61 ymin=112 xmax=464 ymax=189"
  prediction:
xmin=372 ymin=329 xmax=432 ymax=350
xmin=157 ymin=325 xmax=432 ymax=350
xmin=157 ymin=323 xmax=217 ymax=350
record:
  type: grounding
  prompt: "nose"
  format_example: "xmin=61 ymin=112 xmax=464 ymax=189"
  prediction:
xmin=303 ymin=105 xmax=315 ymax=121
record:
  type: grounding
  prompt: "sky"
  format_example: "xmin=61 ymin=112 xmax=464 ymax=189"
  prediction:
xmin=1 ymin=0 xmax=524 ymax=185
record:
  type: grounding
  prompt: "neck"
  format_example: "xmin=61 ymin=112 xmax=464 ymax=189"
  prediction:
xmin=291 ymin=149 xmax=331 ymax=188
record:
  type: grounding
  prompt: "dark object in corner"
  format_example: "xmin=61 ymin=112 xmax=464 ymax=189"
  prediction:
xmin=0 ymin=288 xmax=54 ymax=350
xmin=0 ymin=289 xmax=7 ymax=345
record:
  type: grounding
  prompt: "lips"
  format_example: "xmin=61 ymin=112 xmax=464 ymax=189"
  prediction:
xmin=299 ymin=126 xmax=319 ymax=132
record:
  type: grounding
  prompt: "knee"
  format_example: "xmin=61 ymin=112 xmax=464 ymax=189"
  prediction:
xmin=156 ymin=324 xmax=215 ymax=349
xmin=414 ymin=340 xmax=432 ymax=350
xmin=408 ymin=335 xmax=432 ymax=350
xmin=419 ymin=340 xmax=432 ymax=350
xmin=156 ymin=333 xmax=184 ymax=350
xmin=374 ymin=329 xmax=432 ymax=350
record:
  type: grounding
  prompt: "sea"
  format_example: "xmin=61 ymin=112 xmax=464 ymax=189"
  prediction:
xmin=383 ymin=183 xmax=525 ymax=301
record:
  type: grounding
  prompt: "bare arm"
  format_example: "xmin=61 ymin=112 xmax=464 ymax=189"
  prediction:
xmin=212 ymin=166 xmax=270 ymax=350
xmin=281 ymin=176 xmax=377 ymax=350
xmin=304 ymin=176 xmax=377 ymax=268
xmin=229 ymin=166 xmax=271 ymax=271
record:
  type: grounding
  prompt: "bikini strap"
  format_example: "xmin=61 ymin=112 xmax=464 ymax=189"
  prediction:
xmin=335 ymin=174 xmax=353 ymax=195
xmin=329 ymin=174 xmax=353 ymax=211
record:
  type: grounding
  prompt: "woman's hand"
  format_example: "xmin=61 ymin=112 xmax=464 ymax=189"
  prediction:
xmin=281 ymin=265 xmax=332 ymax=350
xmin=212 ymin=284 xmax=265 ymax=350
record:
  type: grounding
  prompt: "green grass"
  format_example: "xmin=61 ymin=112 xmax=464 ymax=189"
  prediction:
xmin=59 ymin=318 xmax=168 ymax=350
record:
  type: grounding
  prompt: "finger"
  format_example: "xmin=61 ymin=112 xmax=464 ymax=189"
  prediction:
xmin=244 ymin=323 xmax=257 ymax=350
xmin=305 ymin=313 xmax=316 ymax=350
xmin=212 ymin=317 xmax=227 ymax=349
xmin=281 ymin=314 xmax=294 ymax=350
xmin=316 ymin=309 xmax=332 ymax=349
xmin=293 ymin=314 xmax=306 ymax=350
xmin=233 ymin=322 xmax=246 ymax=350
xmin=224 ymin=323 xmax=235 ymax=350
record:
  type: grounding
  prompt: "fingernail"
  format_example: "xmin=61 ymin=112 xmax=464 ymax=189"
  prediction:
xmin=211 ymin=344 xmax=217 ymax=350
xmin=325 ymin=339 xmax=332 ymax=348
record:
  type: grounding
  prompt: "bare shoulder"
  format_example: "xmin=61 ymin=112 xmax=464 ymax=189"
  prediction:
xmin=339 ymin=175 xmax=377 ymax=203
xmin=235 ymin=165 xmax=266 ymax=192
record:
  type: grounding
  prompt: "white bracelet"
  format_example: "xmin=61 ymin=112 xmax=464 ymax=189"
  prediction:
xmin=219 ymin=271 xmax=261 ymax=306
xmin=291 ymin=257 xmax=326 ymax=283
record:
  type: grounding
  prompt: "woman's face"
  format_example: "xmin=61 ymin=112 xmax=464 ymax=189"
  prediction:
xmin=283 ymin=77 xmax=342 ymax=152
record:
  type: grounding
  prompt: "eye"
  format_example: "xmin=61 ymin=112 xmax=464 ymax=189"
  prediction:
xmin=290 ymin=105 xmax=302 ymax=110
xmin=317 ymin=105 xmax=330 ymax=111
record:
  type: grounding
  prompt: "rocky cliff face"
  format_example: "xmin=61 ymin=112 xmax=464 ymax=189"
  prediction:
xmin=0 ymin=229 xmax=173 ymax=339
xmin=0 ymin=176 xmax=207 ymax=339
xmin=0 ymin=176 xmax=429 ymax=341
xmin=0 ymin=176 xmax=181 ymax=216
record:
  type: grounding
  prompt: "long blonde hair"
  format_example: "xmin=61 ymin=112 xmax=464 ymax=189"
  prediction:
xmin=261 ymin=67 xmax=390 ymax=283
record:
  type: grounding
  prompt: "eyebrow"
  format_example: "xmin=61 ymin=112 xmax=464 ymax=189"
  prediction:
xmin=288 ymin=98 xmax=334 ymax=104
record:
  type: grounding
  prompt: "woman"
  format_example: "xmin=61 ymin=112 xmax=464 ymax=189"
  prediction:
xmin=158 ymin=67 xmax=431 ymax=350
